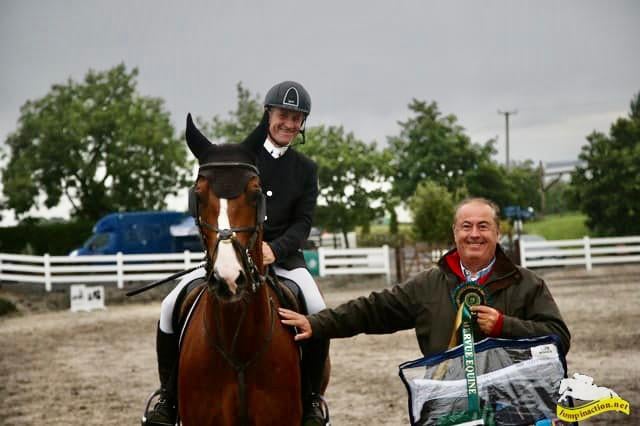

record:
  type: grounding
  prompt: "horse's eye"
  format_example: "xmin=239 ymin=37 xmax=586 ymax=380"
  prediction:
xmin=248 ymin=191 xmax=260 ymax=204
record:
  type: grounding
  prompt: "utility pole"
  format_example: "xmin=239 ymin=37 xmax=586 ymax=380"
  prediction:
xmin=498 ymin=109 xmax=517 ymax=169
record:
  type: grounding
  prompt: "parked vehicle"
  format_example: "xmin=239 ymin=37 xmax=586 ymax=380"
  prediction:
xmin=70 ymin=211 xmax=201 ymax=255
xmin=501 ymin=234 xmax=562 ymax=260
xmin=169 ymin=216 xmax=204 ymax=252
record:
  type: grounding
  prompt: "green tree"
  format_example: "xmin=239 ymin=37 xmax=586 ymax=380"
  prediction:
xmin=378 ymin=147 xmax=403 ymax=235
xmin=571 ymin=92 xmax=640 ymax=236
xmin=1 ymin=64 xmax=190 ymax=221
xmin=409 ymin=180 xmax=456 ymax=244
xmin=464 ymin=160 xmax=541 ymax=218
xmin=202 ymin=82 xmax=264 ymax=143
xmin=463 ymin=161 xmax=511 ymax=208
xmin=389 ymin=99 xmax=495 ymax=198
xmin=504 ymin=161 xmax=541 ymax=211
xmin=300 ymin=125 xmax=388 ymax=246
xmin=544 ymin=181 xmax=579 ymax=215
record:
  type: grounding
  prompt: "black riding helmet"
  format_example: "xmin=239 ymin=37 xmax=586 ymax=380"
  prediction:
xmin=264 ymin=81 xmax=311 ymax=115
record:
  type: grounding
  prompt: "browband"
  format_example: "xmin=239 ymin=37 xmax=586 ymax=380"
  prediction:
xmin=198 ymin=162 xmax=259 ymax=175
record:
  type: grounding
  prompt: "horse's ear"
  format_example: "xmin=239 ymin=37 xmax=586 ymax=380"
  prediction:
xmin=186 ymin=113 xmax=212 ymax=161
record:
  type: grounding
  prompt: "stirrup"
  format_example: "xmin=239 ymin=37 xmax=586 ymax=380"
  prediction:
xmin=141 ymin=389 xmax=161 ymax=425
xmin=305 ymin=394 xmax=331 ymax=426
xmin=141 ymin=389 xmax=177 ymax=426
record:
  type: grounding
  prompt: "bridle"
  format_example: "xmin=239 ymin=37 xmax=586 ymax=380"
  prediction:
xmin=189 ymin=161 xmax=266 ymax=294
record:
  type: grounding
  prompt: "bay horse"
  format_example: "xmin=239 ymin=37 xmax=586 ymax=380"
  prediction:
xmin=177 ymin=115 xmax=302 ymax=425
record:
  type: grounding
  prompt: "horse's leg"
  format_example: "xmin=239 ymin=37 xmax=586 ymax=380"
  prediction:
xmin=179 ymin=296 xmax=234 ymax=426
xmin=249 ymin=348 xmax=302 ymax=426
xmin=245 ymin=312 xmax=303 ymax=425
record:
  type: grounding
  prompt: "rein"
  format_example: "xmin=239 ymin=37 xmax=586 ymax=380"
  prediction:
xmin=203 ymin=291 xmax=277 ymax=425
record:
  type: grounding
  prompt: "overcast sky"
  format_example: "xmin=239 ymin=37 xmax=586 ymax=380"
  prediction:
xmin=1 ymin=0 xmax=639 ymax=222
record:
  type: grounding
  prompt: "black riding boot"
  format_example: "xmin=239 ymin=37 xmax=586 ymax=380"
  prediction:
xmin=145 ymin=323 xmax=179 ymax=426
xmin=301 ymin=338 xmax=330 ymax=426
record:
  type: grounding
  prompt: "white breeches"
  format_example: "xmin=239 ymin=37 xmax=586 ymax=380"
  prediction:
xmin=158 ymin=266 xmax=326 ymax=334
xmin=272 ymin=265 xmax=326 ymax=314
xmin=159 ymin=268 xmax=205 ymax=334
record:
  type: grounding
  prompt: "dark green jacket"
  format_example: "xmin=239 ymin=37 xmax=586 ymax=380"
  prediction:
xmin=308 ymin=247 xmax=571 ymax=356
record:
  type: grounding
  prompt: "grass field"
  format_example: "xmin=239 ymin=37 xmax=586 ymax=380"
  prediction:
xmin=523 ymin=212 xmax=588 ymax=240
xmin=365 ymin=211 xmax=589 ymax=242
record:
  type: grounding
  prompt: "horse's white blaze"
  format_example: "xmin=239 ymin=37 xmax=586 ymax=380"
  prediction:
xmin=213 ymin=199 xmax=241 ymax=294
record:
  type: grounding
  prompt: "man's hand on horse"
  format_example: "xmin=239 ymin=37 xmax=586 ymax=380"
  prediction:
xmin=262 ymin=242 xmax=276 ymax=265
xmin=471 ymin=305 xmax=501 ymax=335
xmin=278 ymin=308 xmax=313 ymax=341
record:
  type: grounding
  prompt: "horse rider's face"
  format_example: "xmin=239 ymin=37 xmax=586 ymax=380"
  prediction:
xmin=453 ymin=201 xmax=500 ymax=272
xmin=268 ymin=107 xmax=305 ymax=147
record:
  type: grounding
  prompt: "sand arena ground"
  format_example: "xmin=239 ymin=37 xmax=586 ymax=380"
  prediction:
xmin=1 ymin=266 xmax=638 ymax=425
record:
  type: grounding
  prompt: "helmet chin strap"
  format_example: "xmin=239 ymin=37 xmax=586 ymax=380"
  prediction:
xmin=299 ymin=120 xmax=307 ymax=145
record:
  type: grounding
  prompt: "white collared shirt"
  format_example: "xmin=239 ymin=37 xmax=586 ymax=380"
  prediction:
xmin=461 ymin=257 xmax=496 ymax=282
xmin=263 ymin=137 xmax=289 ymax=159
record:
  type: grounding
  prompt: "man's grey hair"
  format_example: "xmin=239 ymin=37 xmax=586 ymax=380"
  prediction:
xmin=452 ymin=197 xmax=501 ymax=229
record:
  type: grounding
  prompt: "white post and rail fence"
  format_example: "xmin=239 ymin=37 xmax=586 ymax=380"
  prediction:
xmin=2 ymin=237 xmax=640 ymax=292
xmin=318 ymin=245 xmax=391 ymax=285
xmin=519 ymin=235 xmax=640 ymax=271
xmin=0 ymin=245 xmax=392 ymax=292
xmin=0 ymin=251 xmax=205 ymax=292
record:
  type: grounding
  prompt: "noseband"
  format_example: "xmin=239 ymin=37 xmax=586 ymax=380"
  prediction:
xmin=189 ymin=161 xmax=266 ymax=293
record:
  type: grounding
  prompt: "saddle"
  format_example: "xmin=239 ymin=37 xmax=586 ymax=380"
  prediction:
xmin=266 ymin=269 xmax=309 ymax=315
xmin=171 ymin=269 xmax=308 ymax=339
xmin=172 ymin=277 xmax=206 ymax=336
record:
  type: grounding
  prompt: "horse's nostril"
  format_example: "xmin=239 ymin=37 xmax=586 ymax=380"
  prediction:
xmin=235 ymin=272 xmax=247 ymax=286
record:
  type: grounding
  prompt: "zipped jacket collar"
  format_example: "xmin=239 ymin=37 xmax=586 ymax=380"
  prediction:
xmin=439 ymin=245 xmax=522 ymax=294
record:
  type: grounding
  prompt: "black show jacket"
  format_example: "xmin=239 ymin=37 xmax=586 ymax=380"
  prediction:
xmin=241 ymin=120 xmax=318 ymax=270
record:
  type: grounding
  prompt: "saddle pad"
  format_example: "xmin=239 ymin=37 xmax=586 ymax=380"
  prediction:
xmin=178 ymin=287 xmax=206 ymax=349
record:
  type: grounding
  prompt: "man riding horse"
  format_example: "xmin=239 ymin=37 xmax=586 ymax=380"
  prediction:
xmin=146 ymin=81 xmax=330 ymax=426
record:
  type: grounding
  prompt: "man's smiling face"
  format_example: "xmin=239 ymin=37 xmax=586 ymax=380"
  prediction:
xmin=267 ymin=107 xmax=305 ymax=147
xmin=453 ymin=200 xmax=500 ymax=272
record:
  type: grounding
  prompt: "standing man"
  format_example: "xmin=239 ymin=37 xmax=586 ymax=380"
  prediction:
xmin=146 ymin=81 xmax=329 ymax=426
xmin=280 ymin=197 xmax=570 ymax=361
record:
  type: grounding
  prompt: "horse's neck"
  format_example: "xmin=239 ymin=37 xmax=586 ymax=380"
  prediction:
xmin=208 ymin=284 xmax=273 ymax=355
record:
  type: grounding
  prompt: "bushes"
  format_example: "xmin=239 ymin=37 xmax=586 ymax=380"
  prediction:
xmin=357 ymin=231 xmax=409 ymax=248
xmin=0 ymin=297 xmax=18 ymax=316
xmin=357 ymin=222 xmax=413 ymax=248
xmin=0 ymin=220 xmax=93 ymax=255
xmin=409 ymin=181 xmax=455 ymax=245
